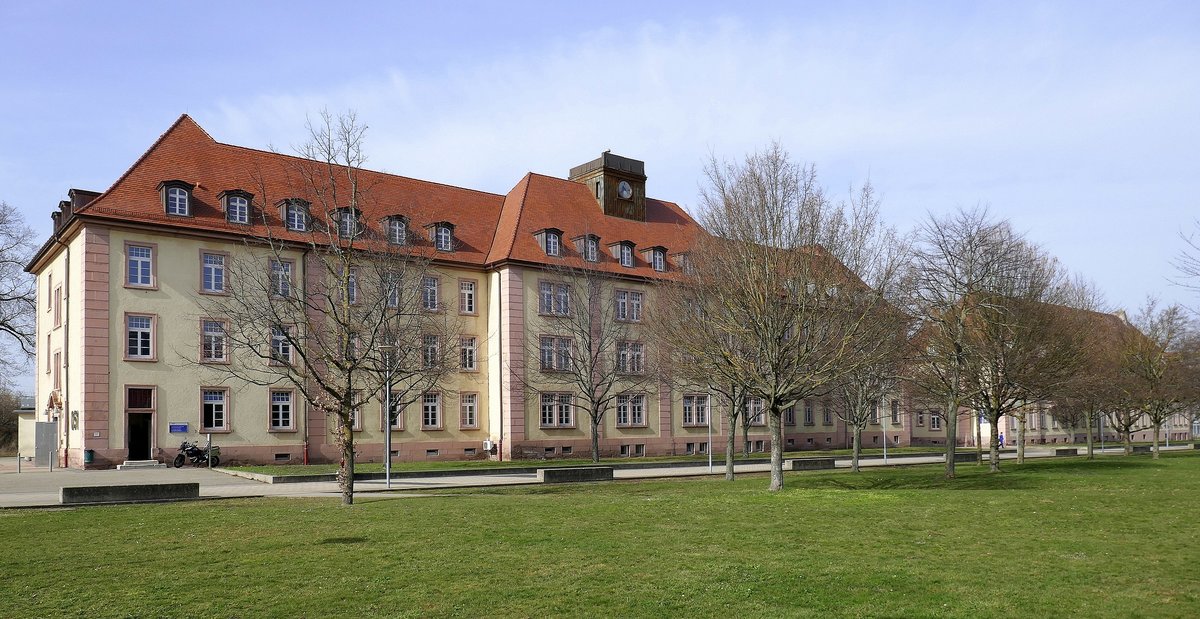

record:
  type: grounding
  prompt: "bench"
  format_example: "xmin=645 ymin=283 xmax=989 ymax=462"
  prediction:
xmin=785 ymin=458 xmax=835 ymax=471
xmin=1193 ymin=443 xmax=1200 ymax=450
xmin=1132 ymin=445 xmax=1153 ymax=454
xmin=951 ymin=452 xmax=979 ymax=463
xmin=1055 ymin=448 xmax=1079 ymax=457
xmin=537 ymin=467 xmax=614 ymax=483
xmin=60 ymin=483 xmax=200 ymax=505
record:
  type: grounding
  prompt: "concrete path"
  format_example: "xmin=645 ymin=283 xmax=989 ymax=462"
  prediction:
xmin=1 ymin=445 xmax=1192 ymax=508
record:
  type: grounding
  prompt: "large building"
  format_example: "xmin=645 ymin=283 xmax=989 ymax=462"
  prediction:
xmin=29 ymin=115 xmax=1053 ymax=469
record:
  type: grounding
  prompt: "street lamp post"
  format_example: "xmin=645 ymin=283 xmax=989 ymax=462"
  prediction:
xmin=381 ymin=343 xmax=396 ymax=490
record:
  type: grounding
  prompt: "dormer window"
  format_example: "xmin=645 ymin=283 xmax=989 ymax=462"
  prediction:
xmin=333 ymin=208 xmax=361 ymax=239
xmin=426 ymin=222 xmax=455 ymax=252
xmin=652 ymin=250 xmax=665 ymax=272
xmin=282 ymin=199 xmax=310 ymax=232
xmin=573 ymin=234 xmax=601 ymax=262
xmin=386 ymin=216 xmax=408 ymax=245
xmin=610 ymin=242 xmax=634 ymax=268
xmin=220 ymin=190 xmax=252 ymax=225
xmin=158 ymin=180 xmax=194 ymax=217
xmin=536 ymin=228 xmax=564 ymax=257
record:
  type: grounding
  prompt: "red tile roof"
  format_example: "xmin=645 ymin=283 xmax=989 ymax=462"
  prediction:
xmin=63 ymin=114 xmax=704 ymax=274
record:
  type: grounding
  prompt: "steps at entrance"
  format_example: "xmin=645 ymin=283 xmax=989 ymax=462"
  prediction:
xmin=117 ymin=460 xmax=167 ymax=470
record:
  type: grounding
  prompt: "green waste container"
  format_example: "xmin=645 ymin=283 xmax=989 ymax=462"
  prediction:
xmin=83 ymin=449 xmax=95 ymax=465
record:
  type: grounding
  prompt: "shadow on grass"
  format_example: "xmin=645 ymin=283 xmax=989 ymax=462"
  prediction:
xmin=796 ymin=457 xmax=1164 ymax=492
xmin=319 ymin=536 xmax=368 ymax=544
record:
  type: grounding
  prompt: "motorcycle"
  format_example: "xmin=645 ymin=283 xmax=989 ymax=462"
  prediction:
xmin=173 ymin=440 xmax=221 ymax=468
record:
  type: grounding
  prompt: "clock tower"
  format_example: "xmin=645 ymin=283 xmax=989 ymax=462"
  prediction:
xmin=568 ymin=152 xmax=647 ymax=221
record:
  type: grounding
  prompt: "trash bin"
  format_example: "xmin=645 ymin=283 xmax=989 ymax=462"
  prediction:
xmin=83 ymin=449 xmax=95 ymax=465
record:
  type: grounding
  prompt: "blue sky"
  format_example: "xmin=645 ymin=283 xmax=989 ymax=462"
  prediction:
xmin=2 ymin=1 xmax=1199 ymax=390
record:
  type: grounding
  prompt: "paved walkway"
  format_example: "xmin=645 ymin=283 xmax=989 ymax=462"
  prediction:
xmin=1 ymin=445 xmax=1192 ymax=508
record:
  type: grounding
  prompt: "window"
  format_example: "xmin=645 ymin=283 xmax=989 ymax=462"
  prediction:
xmin=270 ymin=325 xmax=292 ymax=364
xmin=422 ymin=392 xmax=442 ymax=429
xmin=785 ymin=405 xmax=796 ymax=426
xmin=803 ymin=400 xmax=814 ymax=425
xmin=126 ymin=314 xmax=154 ymax=360
xmin=891 ymin=400 xmax=900 ymax=425
xmin=539 ymin=336 xmax=572 ymax=371
xmin=747 ymin=397 xmax=765 ymax=426
xmin=285 ymin=201 xmax=308 ymax=231
xmin=201 ymin=389 xmax=229 ymax=432
xmin=545 ymin=231 xmax=561 ymax=256
xmin=584 ymin=237 xmax=599 ymax=262
xmin=387 ymin=217 xmax=408 ymax=245
xmin=270 ymin=260 xmax=293 ymax=297
xmin=539 ymin=393 xmax=574 ymax=428
xmin=538 ymin=281 xmax=570 ymax=315
xmin=335 ymin=209 xmax=359 ymax=239
xmin=435 ymin=224 xmax=453 ymax=251
xmin=683 ymin=395 xmax=709 ymax=426
xmin=917 ymin=411 xmax=925 ymax=426
xmin=166 ymin=186 xmax=190 ymax=216
xmin=127 ymin=387 xmax=155 ymax=411
xmin=930 ymin=410 xmax=942 ymax=431
xmin=226 ymin=195 xmax=249 ymax=224
xmin=44 ymin=334 xmax=50 ymax=373
xmin=201 ymin=320 xmax=228 ymax=363
xmin=382 ymin=390 xmax=404 ymax=431
xmin=201 ymin=252 xmax=226 ymax=293
xmin=422 ymin=276 xmax=440 ymax=311
xmin=822 ymin=404 xmax=832 ymax=425
xmin=53 ymin=286 xmax=62 ymax=328
xmin=615 ymin=290 xmax=643 ymax=321
xmin=652 ymin=249 xmax=665 ymax=272
xmin=52 ymin=351 xmax=61 ymax=390
xmin=616 ymin=341 xmax=645 ymax=374
xmin=383 ymin=272 xmax=402 ymax=308
xmin=870 ymin=401 xmax=880 ymax=424
xmin=620 ymin=243 xmax=633 ymax=267
xmin=459 ymin=280 xmax=476 ymax=314
xmin=270 ymin=390 xmax=294 ymax=430
xmin=346 ymin=269 xmax=358 ymax=304
xmin=616 ymin=394 xmax=646 ymax=427
xmin=423 ymin=335 xmax=440 ymax=369
xmin=460 ymin=393 xmax=478 ymax=429
xmin=460 ymin=336 xmax=477 ymax=371
xmin=126 ymin=244 xmax=154 ymax=288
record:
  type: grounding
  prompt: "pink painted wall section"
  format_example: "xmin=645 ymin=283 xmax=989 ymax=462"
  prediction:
xmin=499 ymin=267 xmax=525 ymax=458
xmin=82 ymin=226 xmax=112 ymax=465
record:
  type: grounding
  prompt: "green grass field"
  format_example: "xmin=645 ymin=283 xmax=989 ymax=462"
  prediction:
xmin=3 ymin=454 xmax=1197 ymax=617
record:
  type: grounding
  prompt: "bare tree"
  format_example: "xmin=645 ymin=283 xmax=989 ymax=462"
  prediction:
xmin=192 ymin=111 xmax=457 ymax=505
xmin=660 ymin=143 xmax=908 ymax=491
xmin=524 ymin=260 xmax=661 ymax=463
xmin=1120 ymin=298 xmax=1199 ymax=459
xmin=1055 ymin=285 xmax=1126 ymax=460
xmin=0 ymin=201 xmax=35 ymax=379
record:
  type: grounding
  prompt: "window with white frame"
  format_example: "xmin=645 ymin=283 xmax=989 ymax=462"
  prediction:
xmin=545 ymin=231 xmax=561 ymax=256
xmin=539 ymin=336 xmax=572 ymax=371
xmin=917 ymin=411 xmax=925 ymax=426
xmin=540 ymin=393 xmax=574 ymax=427
xmin=460 ymin=336 xmax=477 ymax=371
xmin=383 ymin=271 xmax=401 ymax=308
xmin=616 ymin=394 xmax=646 ymax=427
xmin=930 ymin=410 xmax=942 ymax=430
xmin=620 ymin=243 xmax=633 ymax=267
xmin=822 ymin=404 xmax=832 ymax=425
xmin=615 ymin=290 xmax=643 ymax=321
xmin=201 ymin=252 xmax=226 ymax=293
xmin=460 ymin=393 xmax=478 ymax=428
xmin=201 ymin=320 xmax=227 ymax=362
xmin=383 ymin=390 xmax=404 ymax=430
xmin=784 ymin=404 xmax=796 ymax=426
xmin=584 ymin=237 xmax=599 ymax=262
xmin=127 ymin=245 xmax=153 ymax=287
xmin=226 ymin=195 xmax=249 ymax=224
xmin=346 ymin=269 xmax=358 ymax=304
xmin=270 ymin=325 xmax=292 ymax=364
xmin=538 ymin=281 xmax=570 ymax=315
xmin=166 ymin=186 xmax=190 ymax=216
xmin=747 ymin=397 xmax=765 ymax=426
xmin=891 ymin=400 xmax=900 ymax=425
xmin=435 ymin=225 xmax=453 ymax=251
xmin=202 ymin=389 xmax=228 ymax=431
xmin=270 ymin=390 xmax=294 ymax=430
xmin=126 ymin=315 xmax=153 ymax=359
xmin=285 ymin=202 xmax=308 ymax=231
xmin=270 ymin=260 xmax=292 ymax=297
xmin=388 ymin=217 xmax=408 ymax=245
xmin=459 ymin=280 xmax=475 ymax=314
xmin=652 ymin=249 xmax=665 ymax=272
xmin=616 ymin=341 xmax=644 ymax=374
xmin=335 ymin=209 xmax=359 ymax=239
xmin=870 ymin=401 xmax=880 ymax=424
xmin=422 ymin=334 xmax=440 ymax=369
xmin=804 ymin=400 xmax=814 ymax=425
xmin=422 ymin=276 xmax=439 ymax=311
xmin=422 ymin=392 xmax=442 ymax=429
xmin=683 ymin=394 xmax=709 ymax=426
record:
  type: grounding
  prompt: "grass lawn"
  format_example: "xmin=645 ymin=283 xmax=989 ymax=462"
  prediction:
xmin=3 ymin=454 xmax=1198 ymax=617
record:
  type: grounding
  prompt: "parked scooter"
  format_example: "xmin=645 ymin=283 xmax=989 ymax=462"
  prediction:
xmin=173 ymin=440 xmax=221 ymax=468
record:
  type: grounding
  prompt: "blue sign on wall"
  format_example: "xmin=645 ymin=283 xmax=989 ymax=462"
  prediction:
xmin=168 ymin=423 xmax=189 ymax=433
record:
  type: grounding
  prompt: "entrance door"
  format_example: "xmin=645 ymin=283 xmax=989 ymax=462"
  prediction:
xmin=128 ymin=413 xmax=153 ymax=460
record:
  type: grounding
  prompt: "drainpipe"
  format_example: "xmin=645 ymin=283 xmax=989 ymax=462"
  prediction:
xmin=300 ymin=247 xmax=310 ymax=465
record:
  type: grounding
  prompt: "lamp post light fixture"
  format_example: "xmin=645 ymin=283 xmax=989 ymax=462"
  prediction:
xmin=380 ymin=342 xmax=396 ymax=490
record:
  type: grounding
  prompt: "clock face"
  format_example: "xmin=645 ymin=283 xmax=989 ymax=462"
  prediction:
xmin=617 ymin=180 xmax=633 ymax=200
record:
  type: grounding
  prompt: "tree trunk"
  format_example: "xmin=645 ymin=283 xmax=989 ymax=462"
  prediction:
xmin=1085 ymin=410 xmax=1095 ymax=460
xmin=851 ymin=425 xmax=862 ymax=473
xmin=1123 ymin=427 xmax=1132 ymax=455
xmin=988 ymin=414 xmax=1001 ymax=473
xmin=1017 ymin=415 xmax=1026 ymax=464
xmin=767 ymin=408 xmax=784 ymax=492
xmin=944 ymin=399 xmax=957 ymax=479
xmin=742 ymin=417 xmax=752 ymax=457
xmin=336 ymin=418 xmax=355 ymax=506
xmin=591 ymin=415 xmax=601 ymax=463
xmin=975 ymin=414 xmax=983 ymax=464
xmin=726 ymin=412 xmax=738 ymax=481
xmin=1152 ymin=422 xmax=1161 ymax=460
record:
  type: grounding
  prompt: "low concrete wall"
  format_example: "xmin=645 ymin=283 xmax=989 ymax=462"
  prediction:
xmin=1193 ymin=443 xmax=1200 ymax=450
xmin=60 ymin=483 xmax=200 ymax=505
xmin=785 ymin=458 xmax=835 ymax=471
xmin=952 ymin=452 xmax=979 ymax=463
xmin=537 ymin=467 xmax=614 ymax=483
xmin=1132 ymin=445 xmax=1153 ymax=454
xmin=1055 ymin=448 xmax=1079 ymax=457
